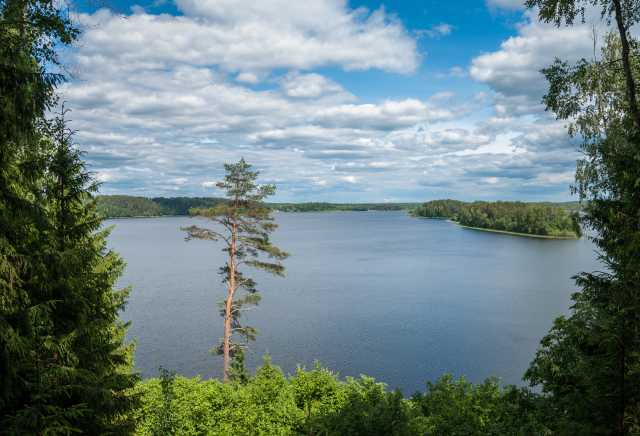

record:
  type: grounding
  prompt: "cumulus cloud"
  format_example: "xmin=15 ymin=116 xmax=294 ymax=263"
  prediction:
xmin=77 ymin=1 xmax=418 ymax=76
xmin=470 ymin=9 xmax=597 ymax=113
xmin=280 ymin=73 xmax=352 ymax=99
xmin=315 ymin=99 xmax=457 ymax=130
xmin=57 ymin=2 xmax=587 ymax=201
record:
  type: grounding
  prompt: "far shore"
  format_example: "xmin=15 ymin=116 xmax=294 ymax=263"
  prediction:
xmin=104 ymin=213 xmax=581 ymax=239
xmin=453 ymin=221 xmax=580 ymax=240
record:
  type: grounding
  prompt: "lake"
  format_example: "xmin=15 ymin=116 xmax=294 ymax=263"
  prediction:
xmin=106 ymin=211 xmax=599 ymax=394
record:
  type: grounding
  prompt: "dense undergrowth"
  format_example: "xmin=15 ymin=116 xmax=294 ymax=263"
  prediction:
xmin=132 ymin=359 xmax=549 ymax=436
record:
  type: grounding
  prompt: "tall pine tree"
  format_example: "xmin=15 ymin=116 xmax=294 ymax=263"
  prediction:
xmin=183 ymin=159 xmax=288 ymax=382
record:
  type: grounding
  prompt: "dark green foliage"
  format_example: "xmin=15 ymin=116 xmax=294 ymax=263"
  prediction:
xmin=414 ymin=200 xmax=582 ymax=238
xmin=0 ymin=111 xmax=139 ymax=434
xmin=1 ymin=2 xmax=78 ymax=422
xmin=96 ymin=196 xmax=225 ymax=218
xmin=411 ymin=199 xmax=465 ymax=218
xmin=271 ymin=202 xmax=419 ymax=212
xmin=152 ymin=196 xmax=225 ymax=216
xmin=154 ymin=367 xmax=177 ymax=436
xmin=97 ymin=195 xmax=164 ymax=218
xmin=228 ymin=347 xmax=250 ymax=385
xmin=412 ymin=375 xmax=550 ymax=435
xmin=95 ymin=195 xmax=418 ymax=218
xmin=132 ymin=361 xmax=547 ymax=436
xmin=522 ymin=25 xmax=640 ymax=435
xmin=0 ymin=1 xmax=140 ymax=433
xmin=319 ymin=377 xmax=413 ymax=436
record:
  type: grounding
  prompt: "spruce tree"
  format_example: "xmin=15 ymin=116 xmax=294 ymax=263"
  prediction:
xmin=41 ymin=110 xmax=139 ymax=433
xmin=0 ymin=0 xmax=79 ymax=432
xmin=183 ymin=158 xmax=288 ymax=382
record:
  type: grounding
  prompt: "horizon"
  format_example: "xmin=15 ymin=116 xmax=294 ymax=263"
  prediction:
xmin=96 ymin=193 xmax=579 ymax=205
xmin=64 ymin=0 xmax=598 ymax=202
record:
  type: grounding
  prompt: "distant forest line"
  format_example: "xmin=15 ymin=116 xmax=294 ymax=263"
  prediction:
xmin=96 ymin=195 xmax=423 ymax=217
xmin=97 ymin=196 xmax=582 ymax=239
xmin=412 ymin=199 xmax=582 ymax=238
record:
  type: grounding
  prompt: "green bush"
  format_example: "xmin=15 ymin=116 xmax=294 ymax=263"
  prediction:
xmin=131 ymin=361 xmax=549 ymax=435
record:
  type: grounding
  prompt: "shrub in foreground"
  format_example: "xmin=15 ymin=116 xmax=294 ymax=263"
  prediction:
xmin=131 ymin=359 xmax=549 ymax=435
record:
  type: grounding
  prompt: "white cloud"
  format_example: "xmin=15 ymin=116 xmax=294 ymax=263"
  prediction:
xmin=78 ymin=2 xmax=418 ymax=77
xmin=58 ymin=4 xmax=586 ymax=201
xmin=470 ymin=9 xmax=597 ymax=113
xmin=169 ymin=177 xmax=189 ymax=185
xmin=337 ymin=175 xmax=359 ymax=184
xmin=280 ymin=72 xmax=351 ymax=99
xmin=236 ymin=72 xmax=260 ymax=84
xmin=315 ymin=99 xmax=456 ymax=129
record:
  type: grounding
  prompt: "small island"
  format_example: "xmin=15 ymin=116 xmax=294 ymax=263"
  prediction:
xmin=411 ymin=199 xmax=582 ymax=239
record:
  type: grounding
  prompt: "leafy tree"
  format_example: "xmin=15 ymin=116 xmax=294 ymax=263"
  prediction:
xmin=411 ymin=375 xmax=549 ymax=436
xmin=411 ymin=199 xmax=465 ymax=218
xmin=520 ymin=8 xmax=640 ymax=432
xmin=290 ymin=362 xmax=341 ymax=436
xmin=183 ymin=158 xmax=288 ymax=382
xmin=526 ymin=0 xmax=640 ymax=129
xmin=154 ymin=367 xmax=177 ymax=436
xmin=132 ymin=359 xmax=554 ymax=436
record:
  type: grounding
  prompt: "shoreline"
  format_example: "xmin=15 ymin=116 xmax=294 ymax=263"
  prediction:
xmin=101 ymin=210 xmax=410 ymax=219
xmin=414 ymin=216 xmax=579 ymax=239
xmin=103 ymin=213 xmax=581 ymax=239
xmin=103 ymin=214 xmax=183 ymax=220
xmin=453 ymin=221 xmax=580 ymax=240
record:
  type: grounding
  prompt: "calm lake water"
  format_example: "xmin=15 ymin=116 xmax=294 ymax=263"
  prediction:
xmin=106 ymin=211 xmax=599 ymax=394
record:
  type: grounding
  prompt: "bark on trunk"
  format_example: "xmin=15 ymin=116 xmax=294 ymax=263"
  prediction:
xmin=612 ymin=0 xmax=640 ymax=130
xmin=222 ymin=222 xmax=237 ymax=383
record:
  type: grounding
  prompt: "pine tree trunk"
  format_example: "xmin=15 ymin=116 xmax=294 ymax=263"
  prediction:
xmin=222 ymin=223 xmax=237 ymax=383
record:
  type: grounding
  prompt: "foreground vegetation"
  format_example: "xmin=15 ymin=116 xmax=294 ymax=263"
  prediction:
xmin=132 ymin=360 xmax=548 ymax=436
xmin=412 ymin=200 xmax=582 ymax=238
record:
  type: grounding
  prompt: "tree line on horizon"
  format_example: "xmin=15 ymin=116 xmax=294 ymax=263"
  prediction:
xmin=95 ymin=194 xmax=579 ymax=219
xmin=412 ymin=199 xmax=582 ymax=238
xmin=95 ymin=195 xmax=419 ymax=218
xmin=1 ymin=0 xmax=640 ymax=434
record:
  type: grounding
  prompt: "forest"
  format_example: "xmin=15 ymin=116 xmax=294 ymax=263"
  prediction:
xmin=2 ymin=0 xmax=640 ymax=434
xmin=97 ymin=195 xmax=225 ymax=218
xmin=96 ymin=195 xmax=417 ymax=217
xmin=412 ymin=200 xmax=582 ymax=238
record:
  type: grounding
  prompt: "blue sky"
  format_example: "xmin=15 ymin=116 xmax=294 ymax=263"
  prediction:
xmin=62 ymin=0 xmax=600 ymax=201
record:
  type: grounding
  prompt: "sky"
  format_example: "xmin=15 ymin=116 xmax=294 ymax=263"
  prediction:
xmin=60 ymin=0 xmax=604 ymax=202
